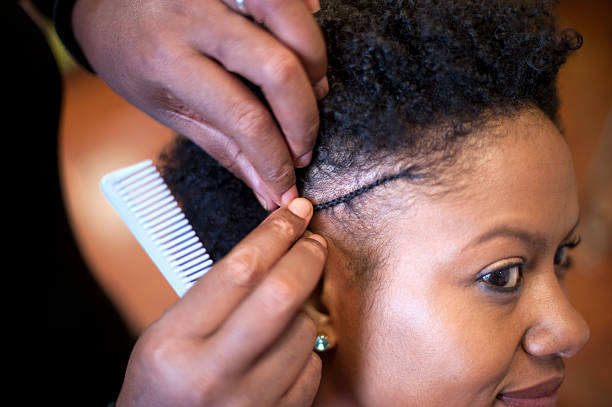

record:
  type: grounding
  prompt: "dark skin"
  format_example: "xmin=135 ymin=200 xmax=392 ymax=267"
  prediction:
xmin=70 ymin=1 xmax=330 ymax=404
xmin=71 ymin=0 xmax=328 ymax=210
xmin=117 ymin=110 xmax=589 ymax=406
xmin=117 ymin=198 xmax=328 ymax=406
xmin=308 ymin=110 xmax=589 ymax=406
xmin=69 ymin=1 xmax=587 ymax=403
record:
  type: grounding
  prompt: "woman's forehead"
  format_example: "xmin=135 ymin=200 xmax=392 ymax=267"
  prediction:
xmin=389 ymin=110 xmax=579 ymax=255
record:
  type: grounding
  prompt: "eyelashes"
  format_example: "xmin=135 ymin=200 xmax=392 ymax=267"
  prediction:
xmin=477 ymin=235 xmax=582 ymax=295
xmin=477 ymin=258 xmax=525 ymax=294
xmin=555 ymin=235 xmax=581 ymax=270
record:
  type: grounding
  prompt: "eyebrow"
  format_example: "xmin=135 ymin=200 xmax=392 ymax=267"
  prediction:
xmin=466 ymin=217 xmax=581 ymax=251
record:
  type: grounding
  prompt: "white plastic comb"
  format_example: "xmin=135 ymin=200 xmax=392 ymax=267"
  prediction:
xmin=100 ymin=160 xmax=213 ymax=297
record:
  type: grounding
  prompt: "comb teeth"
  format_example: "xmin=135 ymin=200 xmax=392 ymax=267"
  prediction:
xmin=101 ymin=160 xmax=213 ymax=297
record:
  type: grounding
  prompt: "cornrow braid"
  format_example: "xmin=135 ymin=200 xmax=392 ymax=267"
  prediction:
xmin=160 ymin=0 xmax=580 ymax=261
xmin=313 ymin=166 xmax=423 ymax=211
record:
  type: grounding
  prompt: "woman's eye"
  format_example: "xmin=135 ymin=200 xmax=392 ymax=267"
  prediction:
xmin=554 ymin=246 xmax=569 ymax=266
xmin=554 ymin=235 xmax=581 ymax=270
xmin=481 ymin=265 xmax=521 ymax=288
xmin=477 ymin=259 xmax=525 ymax=293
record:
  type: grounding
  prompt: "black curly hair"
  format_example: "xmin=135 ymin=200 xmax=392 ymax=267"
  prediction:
xmin=159 ymin=0 xmax=581 ymax=264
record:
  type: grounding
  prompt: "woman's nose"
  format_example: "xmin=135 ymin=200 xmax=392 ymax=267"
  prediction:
xmin=522 ymin=273 xmax=590 ymax=359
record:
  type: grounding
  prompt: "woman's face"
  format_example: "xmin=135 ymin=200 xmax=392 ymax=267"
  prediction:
xmin=314 ymin=110 xmax=590 ymax=407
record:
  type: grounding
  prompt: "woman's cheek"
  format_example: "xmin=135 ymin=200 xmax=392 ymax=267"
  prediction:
xmin=371 ymin=281 xmax=519 ymax=406
xmin=429 ymin=287 xmax=524 ymax=405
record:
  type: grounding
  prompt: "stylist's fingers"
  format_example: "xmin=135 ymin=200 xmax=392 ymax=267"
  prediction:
xmin=159 ymin=86 xmax=285 ymax=210
xmin=221 ymin=0 xmax=327 ymax=86
xmin=188 ymin=9 xmax=321 ymax=168
xmin=242 ymin=312 xmax=318 ymax=403
xmin=74 ymin=0 xmax=327 ymax=208
xmin=279 ymin=352 xmax=322 ymax=407
xmin=167 ymin=198 xmax=315 ymax=335
xmin=159 ymin=52 xmax=298 ymax=207
xmin=208 ymin=230 xmax=327 ymax=369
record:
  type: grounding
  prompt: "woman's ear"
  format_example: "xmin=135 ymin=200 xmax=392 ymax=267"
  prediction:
xmin=303 ymin=273 xmax=337 ymax=352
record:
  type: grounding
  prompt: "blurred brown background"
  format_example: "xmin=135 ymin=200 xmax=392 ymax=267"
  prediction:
xmin=56 ymin=0 xmax=611 ymax=405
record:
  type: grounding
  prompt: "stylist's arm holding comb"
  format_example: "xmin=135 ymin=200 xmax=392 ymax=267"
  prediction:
xmin=59 ymin=0 xmax=329 ymax=405
xmin=67 ymin=0 xmax=328 ymax=210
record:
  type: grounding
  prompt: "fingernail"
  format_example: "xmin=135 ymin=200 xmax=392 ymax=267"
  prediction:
xmin=306 ymin=0 xmax=320 ymax=13
xmin=296 ymin=151 xmax=313 ymax=168
xmin=308 ymin=233 xmax=327 ymax=248
xmin=288 ymin=197 xmax=313 ymax=219
xmin=280 ymin=185 xmax=299 ymax=206
xmin=255 ymin=192 xmax=269 ymax=211
xmin=314 ymin=75 xmax=329 ymax=99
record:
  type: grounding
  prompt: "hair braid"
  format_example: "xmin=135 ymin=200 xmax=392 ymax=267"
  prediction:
xmin=313 ymin=166 xmax=423 ymax=211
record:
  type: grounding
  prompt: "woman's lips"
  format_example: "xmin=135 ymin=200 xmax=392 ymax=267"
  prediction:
xmin=497 ymin=377 xmax=564 ymax=407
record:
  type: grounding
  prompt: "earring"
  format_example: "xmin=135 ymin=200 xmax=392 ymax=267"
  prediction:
xmin=314 ymin=334 xmax=331 ymax=352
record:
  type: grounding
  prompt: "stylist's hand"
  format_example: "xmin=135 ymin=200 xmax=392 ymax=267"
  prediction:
xmin=72 ymin=0 xmax=327 ymax=210
xmin=117 ymin=198 xmax=327 ymax=407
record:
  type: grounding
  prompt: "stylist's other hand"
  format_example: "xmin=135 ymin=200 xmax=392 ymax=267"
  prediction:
xmin=72 ymin=0 xmax=327 ymax=209
xmin=117 ymin=198 xmax=327 ymax=407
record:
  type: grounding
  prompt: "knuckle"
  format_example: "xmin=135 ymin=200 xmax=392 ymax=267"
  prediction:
xmin=300 ymin=237 xmax=327 ymax=263
xmin=263 ymin=161 xmax=296 ymax=188
xmin=223 ymin=250 xmax=262 ymax=287
xmin=216 ymin=145 xmax=242 ymax=174
xmin=264 ymin=51 xmax=302 ymax=85
xmin=138 ymin=330 xmax=181 ymax=372
xmin=138 ymin=37 xmax=177 ymax=80
xmin=135 ymin=327 xmax=224 ymax=404
xmin=233 ymin=103 xmax=274 ymax=140
xmin=266 ymin=215 xmax=300 ymax=240
xmin=263 ymin=277 xmax=298 ymax=312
